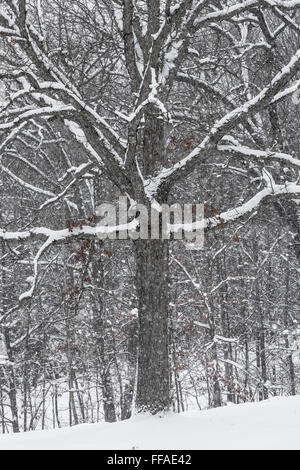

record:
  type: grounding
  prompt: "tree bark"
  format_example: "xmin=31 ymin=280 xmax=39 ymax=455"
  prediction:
xmin=91 ymin=256 xmax=117 ymax=423
xmin=120 ymin=322 xmax=137 ymax=421
xmin=3 ymin=328 xmax=19 ymax=433
xmin=134 ymin=238 xmax=171 ymax=413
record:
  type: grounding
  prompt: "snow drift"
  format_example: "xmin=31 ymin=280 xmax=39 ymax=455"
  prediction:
xmin=0 ymin=396 xmax=299 ymax=450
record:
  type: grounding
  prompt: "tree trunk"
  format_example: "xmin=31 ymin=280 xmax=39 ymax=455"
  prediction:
xmin=134 ymin=238 xmax=171 ymax=413
xmin=91 ymin=256 xmax=117 ymax=423
xmin=284 ymin=269 xmax=296 ymax=396
xmin=120 ymin=322 xmax=137 ymax=421
xmin=3 ymin=328 xmax=19 ymax=433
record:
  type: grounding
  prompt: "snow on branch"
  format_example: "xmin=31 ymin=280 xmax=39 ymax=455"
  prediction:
xmin=204 ymin=181 xmax=300 ymax=230
xmin=150 ymin=46 xmax=300 ymax=192
xmin=0 ymin=6 xmax=126 ymax=168
xmin=0 ymin=105 xmax=74 ymax=132
xmin=264 ymin=0 xmax=300 ymax=8
xmin=271 ymin=79 xmax=300 ymax=104
xmin=217 ymin=143 xmax=300 ymax=169
xmin=19 ymin=236 xmax=54 ymax=301
xmin=0 ymin=162 xmax=55 ymax=198
xmin=169 ymin=180 xmax=300 ymax=234
xmin=0 ymin=177 xmax=299 ymax=307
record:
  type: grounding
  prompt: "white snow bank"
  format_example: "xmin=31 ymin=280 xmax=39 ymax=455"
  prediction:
xmin=0 ymin=396 xmax=300 ymax=450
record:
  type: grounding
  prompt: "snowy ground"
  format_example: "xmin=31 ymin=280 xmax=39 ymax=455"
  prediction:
xmin=0 ymin=396 xmax=299 ymax=450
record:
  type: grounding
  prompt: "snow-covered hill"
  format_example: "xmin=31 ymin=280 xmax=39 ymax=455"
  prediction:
xmin=0 ymin=396 xmax=299 ymax=450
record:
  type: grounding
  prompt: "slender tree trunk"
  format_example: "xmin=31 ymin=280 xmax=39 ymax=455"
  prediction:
xmin=205 ymin=293 xmax=222 ymax=408
xmin=211 ymin=342 xmax=222 ymax=408
xmin=0 ymin=377 xmax=6 ymax=433
xmin=120 ymin=322 xmax=137 ymax=421
xmin=74 ymin=373 xmax=85 ymax=422
xmin=65 ymin=320 xmax=78 ymax=427
xmin=54 ymin=383 xmax=61 ymax=429
xmin=259 ymin=312 xmax=268 ymax=400
xmin=23 ymin=315 xmax=31 ymax=432
xmin=284 ymin=269 xmax=296 ymax=396
xmin=3 ymin=330 xmax=19 ymax=433
xmin=101 ymin=368 xmax=116 ymax=423
xmin=255 ymin=280 xmax=269 ymax=401
xmin=1 ymin=241 xmax=19 ymax=432
xmin=134 ymin=238 xmax=170 ymax=413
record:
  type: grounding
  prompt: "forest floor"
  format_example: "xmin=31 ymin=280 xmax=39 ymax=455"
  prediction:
xmin=0 ymin=395 xmax=299 ymax=450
